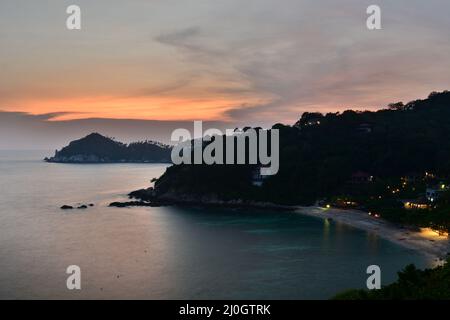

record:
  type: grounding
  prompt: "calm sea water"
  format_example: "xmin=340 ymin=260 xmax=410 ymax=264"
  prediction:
xmin=0 ymin=150 xmax=431 ymax=299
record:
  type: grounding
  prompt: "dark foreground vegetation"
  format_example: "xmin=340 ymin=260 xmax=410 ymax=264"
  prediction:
xmin=334 ymin=258 xmax=450 ymax=300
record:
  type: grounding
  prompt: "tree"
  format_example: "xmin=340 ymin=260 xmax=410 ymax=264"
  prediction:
xmin=388 ymin=102 xmax=405 ymax=111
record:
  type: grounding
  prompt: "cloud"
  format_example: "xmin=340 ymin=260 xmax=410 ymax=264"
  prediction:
xmin=2 ymin=0 xmax=450 ymax=126
xmin=151 ymin=1 xmax=450 ymax=124
xmin=136 ymin=79 xmax=192 ymax=96
xmin=155 ymin=26 xmax=225 ymax=58
xmin=0 ymin=110 xmax=232 ymax=150
xmin=33 ymin=112 xmax=85 ymax=121
xmin=156 ymin=27 xmax=201 ymax=47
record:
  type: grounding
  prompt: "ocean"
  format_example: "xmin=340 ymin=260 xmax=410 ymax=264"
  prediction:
xmin=0 ymin=150 xmax=430 ymax=299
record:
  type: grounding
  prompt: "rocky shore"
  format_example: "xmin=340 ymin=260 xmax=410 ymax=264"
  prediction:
xmin=45 ymin=154 xmax=169 ymax=164
xmin=109 ymin=201 xmax=162 ymax=208
xmin=110 ymin=187 xmax=296 ymax=210
xmin=60 ymin=203 xmax=94 ymax=210
xmin=120 ymin=186 xmax=450 ymax=263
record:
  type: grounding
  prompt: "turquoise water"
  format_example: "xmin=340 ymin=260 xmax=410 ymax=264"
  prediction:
xmin=0 ymin=151 xmax=431 ymax=299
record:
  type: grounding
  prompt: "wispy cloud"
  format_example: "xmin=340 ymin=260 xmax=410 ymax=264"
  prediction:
xmin=1 ymin=0 xmax=450 ymax=125
xmin=0 ymin=110 xmax=232 ymax=149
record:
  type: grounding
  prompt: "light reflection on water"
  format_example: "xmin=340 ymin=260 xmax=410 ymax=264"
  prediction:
xmin=0 ymin=151 xmax=432 ymax=299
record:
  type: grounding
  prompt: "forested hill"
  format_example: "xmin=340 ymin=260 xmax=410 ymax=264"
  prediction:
xmin=151 ymin=90 xmax=450 ymax=205
xmin=45 ymin=133 xmax=172 ymax=163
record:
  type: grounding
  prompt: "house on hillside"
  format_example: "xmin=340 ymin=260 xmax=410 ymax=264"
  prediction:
xmin=426 ymin=184 xmax=448 ymax=202
xmin=251 ymin=167 xmax=269 ymax=187
xmin=350 ymin=171 xmax=374 ymax=184
xmin=294 ymin=112 xmax=324 ymax=129
xmin=356 ymin=123 xmax=373 ymax=134
xmin=402 ymin=173 xmax=422 ymax=184
xmin=402 ymin=198 xmax=431 ymax=210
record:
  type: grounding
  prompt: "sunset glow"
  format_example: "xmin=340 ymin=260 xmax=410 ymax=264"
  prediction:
xmin=11 ymin=95 xmax=267 ymax=121
xmin=1 ymin=0 xmax=450 ymax=126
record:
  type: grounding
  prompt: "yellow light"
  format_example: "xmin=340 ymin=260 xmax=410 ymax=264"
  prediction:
xmin=326 ymin=204 xmax=331 ymax=209
xmin=441 ymin=184 xmax=446 ymax=189
xmin=420 ymin=228 xmax=449 ymax=238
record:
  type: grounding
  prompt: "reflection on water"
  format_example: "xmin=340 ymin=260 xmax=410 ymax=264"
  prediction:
xmin=0 ymin=151 xmax=431 ymax=299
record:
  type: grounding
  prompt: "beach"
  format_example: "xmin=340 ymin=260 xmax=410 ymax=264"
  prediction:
xmin=297 ymin=206 xmax=450 ymax=265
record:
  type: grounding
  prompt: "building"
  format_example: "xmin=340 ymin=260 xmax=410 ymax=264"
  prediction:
xmin=356 ymin=123 xmax=373 ymax=134
xmin=251 ymin=167 xmax=269 ymax=187
xmin=334 ymin=198 xmax=359 ymax=208
xmin=402 ymin=173 xmax=422 ymax=184
xmin=426 ymin=184 xmax=448 ymax=202
xmin=402 ymin=198 xmax=430 ymax=210
xmin=350 ymin=171 xmax=374 ymax=184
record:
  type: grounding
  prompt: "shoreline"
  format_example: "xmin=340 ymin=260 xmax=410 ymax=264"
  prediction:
xmin=123 ymin=189 xmax=450 ymax=265
xmin=296 ymin=206 xmax=450 ymax=265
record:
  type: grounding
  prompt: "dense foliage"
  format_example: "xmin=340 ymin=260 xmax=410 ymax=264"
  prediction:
xmin=47 ymin=133 xmax=172 ymax=163
xmin=334 ymin=258 xmax=450 ymax=300
xmin=155 ymin=91 xmax=450 ymax=205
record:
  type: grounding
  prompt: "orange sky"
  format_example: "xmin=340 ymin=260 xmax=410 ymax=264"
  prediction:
xmin=10 ymin=96 xmax=260 ymax=121
xmin=1 ymin=0 xmax=450 ymax=125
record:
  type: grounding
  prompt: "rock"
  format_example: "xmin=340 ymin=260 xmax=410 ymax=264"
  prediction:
xmin=109 ymin=201 xmax=161 ymax=208
xmin=128 ymin=187 xmax=155 ymax=201
xmin=109 ymin=202 xmax=129 ymax=208
xmin=61 ymin=204 xmax=91 ymax=210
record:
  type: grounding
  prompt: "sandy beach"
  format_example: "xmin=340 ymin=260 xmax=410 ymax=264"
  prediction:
xmin=296 ymin=206 xmax=450 ymax=265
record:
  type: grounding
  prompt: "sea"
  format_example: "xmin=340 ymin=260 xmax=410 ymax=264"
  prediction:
xmin=0 ymin=150 xmax=431 ymax=299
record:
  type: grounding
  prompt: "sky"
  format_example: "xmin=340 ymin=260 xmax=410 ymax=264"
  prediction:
xmin=1 ymin=0 xmax=450 ymax=148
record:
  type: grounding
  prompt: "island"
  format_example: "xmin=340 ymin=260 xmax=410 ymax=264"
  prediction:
xmin=45 ymin=132 xmax=172 ymax=163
